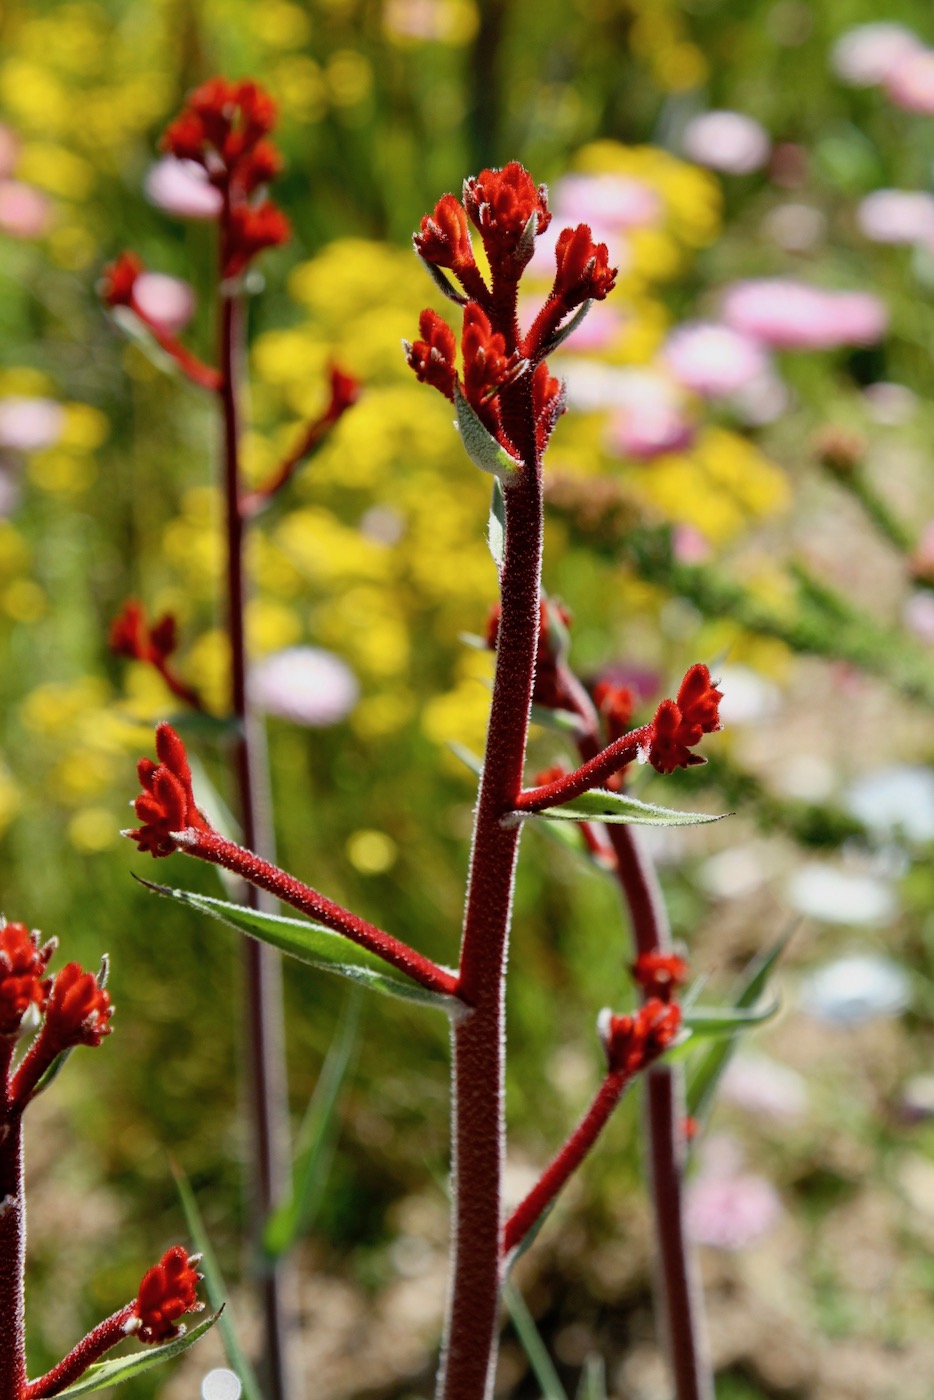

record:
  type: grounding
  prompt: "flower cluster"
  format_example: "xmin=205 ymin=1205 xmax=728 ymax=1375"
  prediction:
xmin=0 ymin=920 xmax=55 ymax=1036
xmin=601 ymin=998 xmax=682 ymax=1076
xmin=126 ymin=723 xmax=212 ymax=857
xmin=133 ymin=1246 xmax=204 ymax=1344
xmin=407 ymin=162 xmax=617 ymax=464
xmin=647 ymin=664 xmax=723 ymax=774
xmin=632 ymin=952 xmax=688 ymax=1003
xmin=109 ymin=600 xmax=203 ymax=710
xmin=41 ymin=962 xmax=113 ymax=1053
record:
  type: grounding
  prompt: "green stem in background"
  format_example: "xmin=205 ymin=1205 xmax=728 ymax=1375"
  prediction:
xmin=218 ymin=271 xmax=296 ymax=1400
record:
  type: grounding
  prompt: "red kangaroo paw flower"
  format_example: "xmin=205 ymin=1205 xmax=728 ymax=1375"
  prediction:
xmin=0 ymin=922 xmax=55 ymax=1037
xmin=133 ymin=1246 xmax=204 ymax=1344
xmin=126 ymin=723 xmax=213 ymax=857
xmin=532 ymin=361 xmax=565 ymax=451
xmin=593 ymin=680 xmax=636 ymax=742
xmin=632 ymin=952 xmax=688 ymax=1003
xmin=414 ymin=193 xmax=475 ymax=271
xmin=463 ymin=162 xmax=551 ymax=268
xmin=647 ymin=665 xmax=722 ymax=774
xmin=42 ymin=962 xmax=113 ymax=1052
xmin=100 ymin=251 xmax=144 ymax=308
xmin=404 ymin=309 xmax=457 ymax=400
xmin=553 ymin=223 xmax=618 ymax=306
xmin=601 ymin=998 xmax=682 ymax=1076
xmin=224 ymin=200 xmax=291 ymax=277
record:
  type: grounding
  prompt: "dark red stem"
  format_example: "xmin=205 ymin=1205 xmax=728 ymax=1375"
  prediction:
xmin=217 ymin=235 xmax=295 ymax=1400
xmin=174 ymin=826 xmax=460 ymax=999
xmin=438 ymin=276 xmax=542 ymax=1400
xmin=503 ymin=1067 xmax=630 ymax=1256
xmin=0 ymin=1039 xmax=25 ymax=1400
xmin=129 ymin=305 xmax=221 ymax=393
xmin=513 ymin=727 xmax=649 ymax=813
xmin=155 ymin=658 xmax=205 ymax=712
xmin=23 ymin=1306 xmax=136 ymax=1400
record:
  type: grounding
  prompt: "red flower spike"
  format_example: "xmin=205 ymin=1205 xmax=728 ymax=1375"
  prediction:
xmin=647 ymin=665 xmax=722 ymax=774
xmin=404 ymin=309 xmax=457 ymax=400
xmin=632 ymin=952 xmax=688 ymax=1003
xmin=101 ymin=252 xmax=144 ymax=309
xmin=326 ymin=363 xmax=361 ymax=419
xmin=109 ymin=600 xmax=179 ymax=665
xmin=163 ymin=77 xmax=277 ymax=179
xmin=224 ymin=200 xmax=291 ymax=277
xmin=463 ymin=162 xmax=551 ymax=268
xmin=134 ymin=1246 xmax=204 ymax=1345
xmin=126 ymin=723 xmax=212 ymax=857
xmin=0 ymin=922 xmax=55 ymax=1036
xmin=43 ymin=962 xmax=113 ymax=1051
xmin=414 ymin=194 xmax=475 ymax=271
xmin=593 ymin=680 xmax=635 ymax=742
xmin=604 ymin=998 xmax=682 ymax=1076
xmin=553 ymin=223 xmax=618 ymax=307
xmin=461 ymin=303 xmax=519 ymax=428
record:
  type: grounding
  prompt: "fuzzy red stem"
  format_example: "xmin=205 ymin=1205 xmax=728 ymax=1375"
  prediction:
xmin=154 ymin=658 xmax=205 ymax=712
xmin=513 ymin=727 xmax=648 ymax=813
xmin=130 ymin=306 xmax=222 ymax=393
xmin=503 ymin=1067 xmax=629 ymax=1256
xmin=0 ymin=1039 xmax=25 ymax=1400
xmin=23 ymin=1307 xmax=137 ymax=1400
xmin=174 ymin=827 xmax=460 ymax=999
xmin=437 ymin=276 xmax=542 ymax=1400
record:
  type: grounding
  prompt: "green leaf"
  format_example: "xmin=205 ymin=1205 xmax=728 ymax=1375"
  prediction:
xmin=488 ymin=478 xmax=506 ymax=568
xmin=55 ymin=1311 xmax=222 ymax=1397
xmin=263 ymin=993 xmax=361 ymax=1260
xmin=529 ymin=703 xmax=584 ymax=735
xmin=453 ymin=382 xmax=522 ymax=482
xmin=502 ymin=1279 xmax=568 ymax=1400
xmin=518 ymin=787 xmax=725 ymax=828
xmin=681 ymin=1001 xmax=780 ymax=1037
xmin=417 ymin=254 xmax=468 ymax=305
xmin=687 ymin=931 xmax=793 ymax=1122
xmin=139 ymin=881 xmax=460 ymax=1015
xmin=576 ymin=1355 xmax=608 ymax=1400
xmin=540 ymin=299 xmax=593 ymax=356
xmin=447 ymin=742 xmax=483 ymax=777
xmin=173 ymin=1168 xmax=263 ymax=1400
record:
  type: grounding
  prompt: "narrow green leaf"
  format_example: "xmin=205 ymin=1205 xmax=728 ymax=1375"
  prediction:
xmin=453 ymin=382 xmax=522 ymax=481
xmin=417 ymin=254 xmax=468 ymax=305
xmin=448 ymin=742 xmax=483 ymax=777
xmin=519 ymin=787 xmax=725 ymax=828
xmin=488 ymin=478 xmax=506 ymax=568
xmin=529 ymin=703 xmax=585 ymax=735
xmin=576 ymin=1355 xmax=608 ymax=1400
xmin=502 ymin=1279 xmax=568 ymax=1400
xmin=540 ymin=299 xmax=593 ymax=356
xmin=263 ymin=993 xmax=361 ymax=1259
xmin=161 ymin=710 xmax=243 ymax=741
xmin=140 ymin=881 xmax=460 ymax=1015
xmin=173 ymin=1168 xmax=263 ymax=1400
xmin=687 ymin=931 xmax=793 ymax=1122
xmin=54 ymin=1311 xmax=222 ymax=1397
xmin=681 ymin=1001 xmax=780 ymax=1036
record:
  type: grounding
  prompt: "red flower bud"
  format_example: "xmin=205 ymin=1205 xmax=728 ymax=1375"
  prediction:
xmin=404 ymin=309 xmax=457 ymax=400
xmin=463 ymin=162 xmax=551 ymax=267
xmin=532 ymin=361 xmax=565 ymax=451
xmin=109 ymin=600 xmax=178 ymax=665
xmin=100 ymin=252 xmax=144 ymax=309
xmin=593 ymin=680 xmax=635 ymax=742
xmin=127 ymin=723 xmax=213 ymax=857
xmin=603 ymin=998 xmax=681 ymax=1075
xmin=553 ymin=223 xmax=617 ymax=306
xmin=632 ymin=952 xmax=688 ymax=1003
xmin=134 ymin=1246 xmax=204 ymax=1345
xmin=326 ymin=363 xmax=361 ymax=419
xmin=0 ymin=922 xmax=55 ymax=1037
xmin=647 ymin=664 xmax=722 ymax=774
xmin=413 ymin=194 xmax=474 ymax=271
xmin=163 ymin=77 xmax=277 ymax=177
xmin=224 ymin=200 xmax=290 ymax=276
xmin=461 ymin=302 xmax=519 ymax=426
xmin=42 ymin=962 xmax=113 ymax=1051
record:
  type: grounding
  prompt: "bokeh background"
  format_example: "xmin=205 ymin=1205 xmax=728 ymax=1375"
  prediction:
xmin=2 ymin=0 xmax=934 ymax=1396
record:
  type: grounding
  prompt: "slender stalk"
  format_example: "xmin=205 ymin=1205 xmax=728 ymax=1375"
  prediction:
xmin=218 ymin=267 xmax=295 ymax=1400
xmin=438 ymin=368 xmax=544 ymax=1400
xmin=0 ymin=1039 xmax=26 ymax=1400
xmin=24 ymin=1307 xmax=136 ymax=1400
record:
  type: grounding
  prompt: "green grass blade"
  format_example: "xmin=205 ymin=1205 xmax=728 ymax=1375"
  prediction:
xmin=502 ymin=1278 xmax=568 ymax=1400
xmin=54 ymin=1310 xmax=222 ymax=1396
xmin=576 ymin=1354 xmax=608 ymax=1400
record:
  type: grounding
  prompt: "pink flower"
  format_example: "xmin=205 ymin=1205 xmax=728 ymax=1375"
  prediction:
xmin=0 ymin=125 xmax=19 ymax=180
xmin=132 ymin=272 xmax=197 ymax=333
xmin=0 ymin=181 xmax=52 ymax=239
xmin=830 ymin=23 xmax=922 ymax=87
xmin=607 ymin=402 xmax=694 ymax=459
xmin=904 ymin=590 xmax=934 ymax=643
xmin=721 ymin=278 xmax=888 ymax=350
xmin=681 ymin=111 xmax=771 ymax=175
xmin=553 ymin=174 xmax=663 ymax=231
xmin=663 ymin=321 xmax=769 ymax=398
xmin=672 ymin=524 xmax=711 ymax=564
xmin=0 ymin=397 xmax=65 ymax=452
xmin=686 ymin=1172 xmax=782 ymax=1250
xmin=250 ymin=647 xmax=359 ymax=727
xmin=144 ymin=157 xmax=224 ymax=219
xmin=884 ymin=46 xmax=934 ymax=113
xmin=857 ymin=189 xmax=934 ymax=244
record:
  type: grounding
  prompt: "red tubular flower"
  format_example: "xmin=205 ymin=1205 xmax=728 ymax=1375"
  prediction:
xmin=162 ymin=77 xmax=277 ymax=180
xmin=404 ymin=309 xmax=457 ymax=400
xmin=126 ymin=723 xmax=213 ymax=857
xmin=134 ymin=1246 xmax=204 ymax=1344
xmin=109 ymin=600 xmax=178 ymax=665
xmin=553 ymin=223 xmax=617 ymax=307
xmin=461 ymin=302 xmax=522 ymax=431
xmin=463 ymin=162 xmax=551 ymax=269
xmin=632 ymin=952 xmax=688 ymax=1003
xmin=647 ymin=664 xmax=723 ymax=774
xmin=593 ymin=680 xmax=635 ymax=742
xmin=100 ymin=252 xmax=144 ymax=308
xmin=603 ymin=998 xmax=682 ymax=1076
xmin=325 ymin=363 xmax=361 ymax=419
xmin=42 ymin=962 xmax=113 ymax=1051
xmin=414 ymin=193 xmax=475 ymax=271
xmin=224 ymin=200 xmax=291 ymax=277
xmin=532 ymin=361 xmax=565 ymax=452
xmin=0 ymin=922 xmax=55 ymax=1036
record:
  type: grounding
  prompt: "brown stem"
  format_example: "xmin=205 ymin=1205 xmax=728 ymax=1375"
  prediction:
xmin=0 ymin=1039 xmax=25 ymax=1400
xmin=218 ymin=273 xmax=296 ymax=1400
xmin=438 ymin=367 xmax=543 ymax=1400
